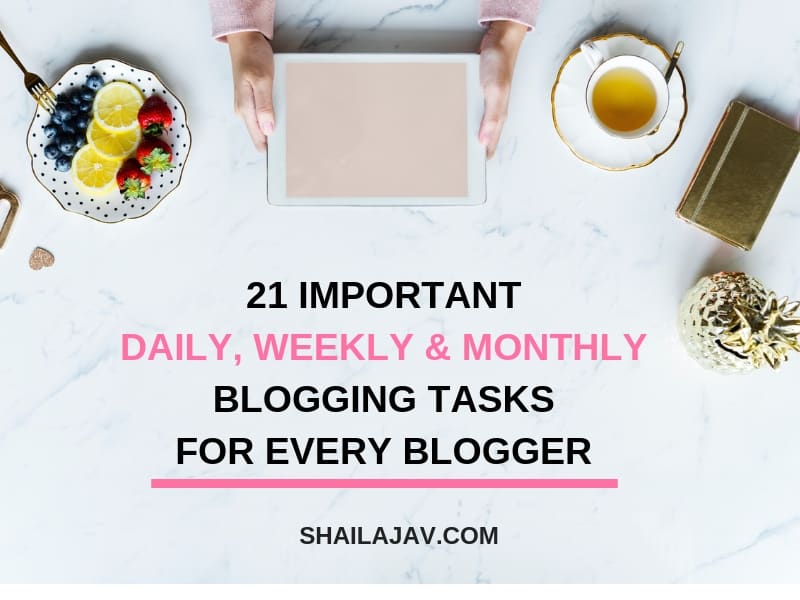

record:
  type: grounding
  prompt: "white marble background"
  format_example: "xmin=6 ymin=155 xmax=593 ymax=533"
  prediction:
xmin=1 ymin=0 xmax=800 ymax=584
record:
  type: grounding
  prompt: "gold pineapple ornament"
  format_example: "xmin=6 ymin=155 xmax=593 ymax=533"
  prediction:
xmin=678 ymin=272 xmax=800 ymax=373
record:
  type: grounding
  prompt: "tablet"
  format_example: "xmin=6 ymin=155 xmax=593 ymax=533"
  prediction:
xmin=268 ymin=54 xmax=485 ymax=206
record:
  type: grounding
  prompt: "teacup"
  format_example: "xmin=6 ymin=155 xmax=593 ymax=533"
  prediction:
xmin=580 ymin=40 xmax=670 ymax=139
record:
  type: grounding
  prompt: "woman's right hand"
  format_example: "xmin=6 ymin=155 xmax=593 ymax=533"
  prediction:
xmin=227 ymin=31 xmax=275 ymax=152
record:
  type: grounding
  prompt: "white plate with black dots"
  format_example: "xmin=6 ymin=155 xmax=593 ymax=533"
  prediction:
xmin=26 ymin=58 xmax=191 ymax=223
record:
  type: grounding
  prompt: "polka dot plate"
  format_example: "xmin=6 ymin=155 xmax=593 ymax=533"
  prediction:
xmin=26 ymin=59 xmax=191 ymax=223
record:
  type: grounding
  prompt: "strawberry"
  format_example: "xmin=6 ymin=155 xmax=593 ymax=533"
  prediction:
xmin=138 ymin=95 xmax=173 ymax=136
xmin=117 ymin=159 xmax=151 ymax=199
xmin=136 ymin=138 xmax=175 ymax=174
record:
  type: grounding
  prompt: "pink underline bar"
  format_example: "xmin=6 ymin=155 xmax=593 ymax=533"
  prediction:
xmin=151 ymin=478 xmax=618 ymax=489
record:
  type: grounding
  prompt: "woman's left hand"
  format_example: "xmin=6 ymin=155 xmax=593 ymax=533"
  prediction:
xmin=478 ymin=20 xmax=528 ymax=159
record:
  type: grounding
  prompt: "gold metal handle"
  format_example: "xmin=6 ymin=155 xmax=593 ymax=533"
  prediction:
xmin=0 ymin=29 xmax=28 ymax=74
xmin=0 ymin=185 xmax=20 ymax=249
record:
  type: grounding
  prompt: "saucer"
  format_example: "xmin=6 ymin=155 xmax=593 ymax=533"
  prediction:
xmin=551 ymin=33 xmax=687 ymax=171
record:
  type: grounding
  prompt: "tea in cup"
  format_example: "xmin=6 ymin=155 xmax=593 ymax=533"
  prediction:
xmin=580 ymin=40 xmax=670 ymax=138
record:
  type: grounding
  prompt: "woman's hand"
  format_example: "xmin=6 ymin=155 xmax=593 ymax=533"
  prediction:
xmin=227 ymin=31 xmax=275 ymax=152
xmin=478 ymin=20 xmax=527 ymax=159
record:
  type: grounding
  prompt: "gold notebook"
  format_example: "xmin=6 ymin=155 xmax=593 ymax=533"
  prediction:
xmin=677 ymin=101 xmax=800 ymax=250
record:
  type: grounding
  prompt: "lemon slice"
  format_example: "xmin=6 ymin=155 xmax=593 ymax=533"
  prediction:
xmin=71 ymin=145 xmax=121 ymax=196
xmin=93 ymin=81 xmax=144 ymax=132
xmin=86 ymin=118 xmax=141 ymax=159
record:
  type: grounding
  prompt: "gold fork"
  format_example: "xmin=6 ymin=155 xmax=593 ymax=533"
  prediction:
xmin=0 ymin=29 xmax=56 ymax=114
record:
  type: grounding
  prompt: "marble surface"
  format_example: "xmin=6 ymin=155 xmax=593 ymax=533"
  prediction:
xmin=1 ymin=0 xmax=800 ymax=584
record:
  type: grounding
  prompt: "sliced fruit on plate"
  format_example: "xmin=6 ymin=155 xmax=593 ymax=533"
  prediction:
xmin=72 ymin=146 xmax=122 ymax=196
xmin=86 ymin=118 xmax=141 ymax=159
xmin=93 ymin=81 xmax=145 ymax=132
xmin=116 ymin=158 xmax=151 ymax=199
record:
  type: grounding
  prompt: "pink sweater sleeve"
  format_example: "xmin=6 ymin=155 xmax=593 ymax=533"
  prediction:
xmin=479 ymin=0 xmax=541 ymax=30
xmin=208 ymin=0 xmax=276 ymax=41
xmin=208 ymin=0 xmax=538 ymax=41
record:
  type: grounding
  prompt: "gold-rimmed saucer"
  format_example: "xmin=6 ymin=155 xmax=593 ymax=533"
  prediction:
xmin=551 ymin=33 xmax=687 ymax=171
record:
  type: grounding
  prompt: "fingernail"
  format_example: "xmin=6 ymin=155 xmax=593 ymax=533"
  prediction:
xmin=259 ymin=116 xmax=274 ymax=136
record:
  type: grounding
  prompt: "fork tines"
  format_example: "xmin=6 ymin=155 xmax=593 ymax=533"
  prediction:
xmin=31 ymin=80 xmax=56 ymax=114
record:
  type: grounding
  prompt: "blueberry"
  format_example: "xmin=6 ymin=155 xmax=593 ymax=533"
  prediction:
xmin=85 ymin=72 xmax=104 ymax=91
xmin=44 ymin=143 xmax=61 ymax=160
xmin=51 ymin=113 xmax=64 ymax=126
xmin=61 ymin=122 xmax=77 ymax=135
xmin=74 ymin=136 xmax=86 ymax=150
xmin=79 ymin=99 xmax=93 ymax=113
xmin=75 ymin=115 xmax=89 ymax=130
xmin=69 ymin=91 xmax=83 ymax=106
xmin=55 ymin=156 xmax=72 ymax=172
xmin=79 ymin=86 xmax=95 ymax=101
xmin=55 ymin=105 xmax=74 ymax=121
xmin=43 ymin=124 xmax=58 ymax=139
xmin=57 ymin=138 xmax=75 ymax=154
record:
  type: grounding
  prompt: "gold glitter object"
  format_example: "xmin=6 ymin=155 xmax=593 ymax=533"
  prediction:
xmin=678 ymin=272 xmax=800 ymax=373
xmin=28 ymin=246 xmax=55 ymax=270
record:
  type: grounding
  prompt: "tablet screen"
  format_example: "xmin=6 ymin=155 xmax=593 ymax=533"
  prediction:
xmin=285 ymin=62 xmax=468 ymax=198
